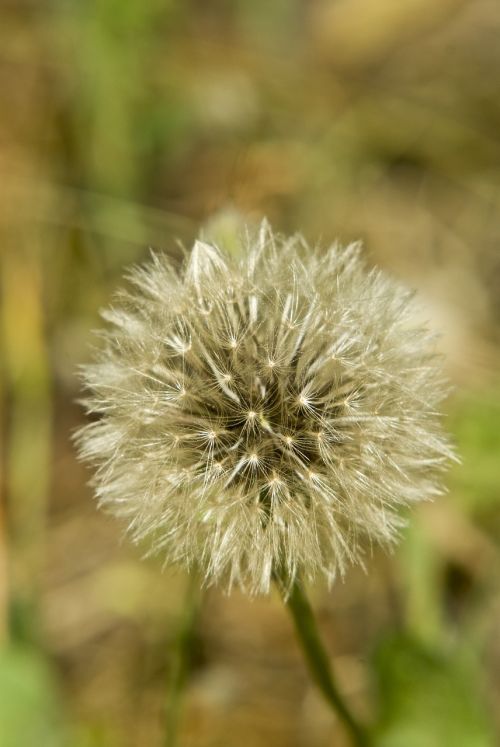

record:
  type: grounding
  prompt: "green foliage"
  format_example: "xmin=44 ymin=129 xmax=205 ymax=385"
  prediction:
xmin=0 ymin=645 xmax=66 ymax=747
xmin=373 ymin=635 xmax=495 ymax=747
xmin=448 ymin=387 xmax=500 ymax=514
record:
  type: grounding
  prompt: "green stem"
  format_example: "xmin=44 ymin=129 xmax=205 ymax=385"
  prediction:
xmin=165 ymin=573 xmax=200 ymax=747
xmin=279 ymin=577 xmax=370 ymax=747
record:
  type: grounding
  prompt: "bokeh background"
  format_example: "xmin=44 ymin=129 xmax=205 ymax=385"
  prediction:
xmin=1 ymin=1 xmax=500 ymax=745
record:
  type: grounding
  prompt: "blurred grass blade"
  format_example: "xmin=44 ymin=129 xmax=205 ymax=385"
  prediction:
xmin=165 ymin=573 xmax=201 ymax=747
xmin=373 ymin=634 xmax=495 ymax=747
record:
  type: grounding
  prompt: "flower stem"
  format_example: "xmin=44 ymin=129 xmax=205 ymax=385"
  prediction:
xmin=280 ymin=577 xmax=370 ymax=747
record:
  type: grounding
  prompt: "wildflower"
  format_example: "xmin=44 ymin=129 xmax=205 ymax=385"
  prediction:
xmin=77 ymin=221 xmax=453 ymax=594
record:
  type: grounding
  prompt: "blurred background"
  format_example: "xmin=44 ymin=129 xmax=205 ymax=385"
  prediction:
xmin=1 ymin=1 xmax=500 ymax=745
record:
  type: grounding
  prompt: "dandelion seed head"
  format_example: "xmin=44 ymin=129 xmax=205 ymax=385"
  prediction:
xmin=77 ymin=221 xmax=454 ymax=594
